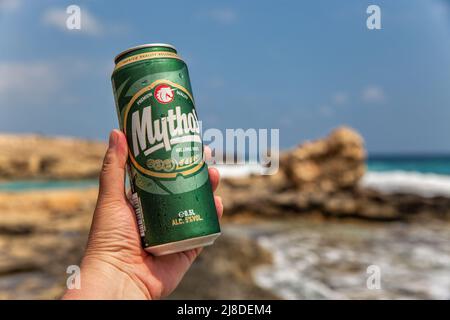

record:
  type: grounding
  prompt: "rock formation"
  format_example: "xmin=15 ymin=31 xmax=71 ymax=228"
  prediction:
xmin=282 ymin=127 xmax=366 ymax=192
xmin=0 ymin=134 xmax=106 ymax=180
xmin=218 ymin=127 xmax=450 ymax=221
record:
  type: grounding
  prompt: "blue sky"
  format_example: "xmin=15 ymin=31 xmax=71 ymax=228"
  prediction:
xmin=1 ymin=0 xmax=450 ymax=153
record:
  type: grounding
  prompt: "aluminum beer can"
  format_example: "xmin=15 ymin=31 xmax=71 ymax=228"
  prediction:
xmin=111 ymin=43 xmax=221 ymax=255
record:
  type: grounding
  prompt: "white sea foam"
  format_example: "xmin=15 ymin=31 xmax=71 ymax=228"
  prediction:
xmin=360 ymin=171 xmax=450 ymax=198
xmin=251 ymin=221 xmax=450 ymax=299
xmin=216 ymin=164 xmax=450 ymax=198
xmin=213 ymin=163 xmax=265 ymax=178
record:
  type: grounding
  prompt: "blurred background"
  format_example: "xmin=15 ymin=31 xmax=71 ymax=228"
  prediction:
xmin=0 ymin=0 xmax=449 ymax=299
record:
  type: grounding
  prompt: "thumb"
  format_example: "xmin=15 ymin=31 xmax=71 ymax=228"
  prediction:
xmin=98 ymin=129 xmax=128 ymax=204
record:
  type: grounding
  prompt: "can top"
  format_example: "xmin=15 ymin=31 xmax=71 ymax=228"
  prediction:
xmin=114 ymin=43 xmax=177 ymax=64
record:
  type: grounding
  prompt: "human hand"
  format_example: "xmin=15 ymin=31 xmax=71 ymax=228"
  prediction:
xmin=62 ymin=129 xmax=223 ymax=300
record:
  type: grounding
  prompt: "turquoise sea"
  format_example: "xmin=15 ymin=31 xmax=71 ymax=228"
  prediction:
xmin=0 ymin=179 xmax=98 ymax=192
xmin=367 ymin=155 xmax=450 ymax=175
xmin=0 ymin=155 xmax=449 ymax=192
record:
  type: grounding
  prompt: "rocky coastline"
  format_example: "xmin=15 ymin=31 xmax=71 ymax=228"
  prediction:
xmin=0 ymin=128 xmax=449 ymax=299
xmin=1 ymin=129 xmax=449 ymax=221
xmin=0 ymin=134 xmax=106 ymax=181
xmin=219 ymin=127 xmax=450 ymax=221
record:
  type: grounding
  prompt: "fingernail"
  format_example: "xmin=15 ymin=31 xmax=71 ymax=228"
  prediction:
xmin=109 ymin=130 xmax=118 ymax=148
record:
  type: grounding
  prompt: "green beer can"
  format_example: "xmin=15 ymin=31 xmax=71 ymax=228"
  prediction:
xmin=111 ymin=43 xmax=221 ymax=255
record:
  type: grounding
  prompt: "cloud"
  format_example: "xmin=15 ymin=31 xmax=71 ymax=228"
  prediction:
xmin=201 ymin=8 xmax=238 ymax=25
xmin=0 ymin=62 xmax=60 ymax=105
xmin=42 ymin=6 xmax=103 ymax=36
xmin=0 ymin=59 xmax=108 ymax=106
xmin=0 ymin=0 xmax=21 ymax=12
xmin=332 ymin=92 xmax=349 ymax=105
xmin=362 ymin=85 xmax=386 ymax=103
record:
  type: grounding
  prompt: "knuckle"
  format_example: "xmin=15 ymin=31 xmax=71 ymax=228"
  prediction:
xmin=101 ymin=150 xmax=117 ymax=173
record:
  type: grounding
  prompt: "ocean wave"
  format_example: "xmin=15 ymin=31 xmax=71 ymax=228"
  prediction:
xmin=252 ymin=220 xmax=450 ymax=299
xmin=216 ymin=164 xmax=450 ymax=198
xmin=360 ymin=171 xmax=450 ymax=197
xmin=213 ymin=164 xmax=264 ymax=178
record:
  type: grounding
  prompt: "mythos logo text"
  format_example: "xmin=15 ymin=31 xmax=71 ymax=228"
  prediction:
xmin=124 ymin=80 xmax=203 ymax=178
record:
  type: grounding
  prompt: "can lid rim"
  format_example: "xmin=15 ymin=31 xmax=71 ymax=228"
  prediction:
xmin=114 ymin=43 xmax=177 ymax=64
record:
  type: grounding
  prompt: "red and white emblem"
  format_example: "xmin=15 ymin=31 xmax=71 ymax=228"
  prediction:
xmin=154 ymin=84 xmax=174 ymax=104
